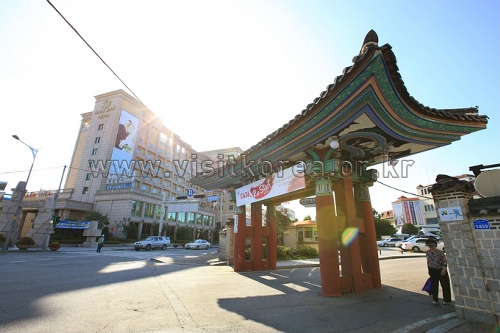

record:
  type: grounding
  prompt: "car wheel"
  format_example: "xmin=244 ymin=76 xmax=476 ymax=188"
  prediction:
xmin=206 ymin=246 xmax=209 ymax=250
xmin=412 ymin=246 xmax=420 ymax=252
xmin=145 ymin=244 xmax=151 ymax=251
xmin=161 ymin=244 xmax=167 ymax=250
xmin=383 ymin=243 xmax=388 ymax=247
xmin=196 ymin=245 xmax=199 ymax=250
xmin=173 ymin=245 xmax=178 ymax=248
xmin=134 ymin=248 xmax=140 ymax=251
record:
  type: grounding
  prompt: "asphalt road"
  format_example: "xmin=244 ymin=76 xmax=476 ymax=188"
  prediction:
xmin=0 ymin=247 xmax=462 ymax=333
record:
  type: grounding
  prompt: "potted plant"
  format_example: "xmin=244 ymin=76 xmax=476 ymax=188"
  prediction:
xmin=15 ymin=236 xmax=35 ymax=250
xmin=48 ymin=241 xmax=61 ymax=251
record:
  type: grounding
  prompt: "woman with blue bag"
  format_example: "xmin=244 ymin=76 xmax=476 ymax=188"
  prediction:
xmin=425 ymin=237 xmax=451 ymax=305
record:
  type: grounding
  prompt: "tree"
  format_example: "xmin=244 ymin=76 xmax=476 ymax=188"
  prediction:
xmin=303 ymin=215 xmax=312 ymax=221
xmin=401 ymin=223 xmax=419 ymax=236
xmin=85 ymin=211 xmax=109 ymax=230
xmin=276 ymin=210 xmax=293 ymax=245
xmin=373 ymin=208 xmax=396 ymax=240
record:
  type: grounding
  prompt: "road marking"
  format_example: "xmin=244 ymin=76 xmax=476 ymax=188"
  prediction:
xmin=8 ymin=260 xmax=27 ymax=264
xmin=389 ymin=312 xmax=456 ymax=333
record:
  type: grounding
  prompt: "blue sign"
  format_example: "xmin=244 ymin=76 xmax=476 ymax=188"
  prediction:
xmin=56 ymin=220 xmax=91 ymax=229
xmin=473 ymin=219 xmax=490 ymax=230
xmin=207 ymin=195 xmax=219 ymax=202
xmin=187 ymin=188 xmax=194 ymax=197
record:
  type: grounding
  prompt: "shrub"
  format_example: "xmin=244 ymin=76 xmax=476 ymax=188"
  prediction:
xmin=49 ymin=241 xmax=61 ymax=246
xmin=277 ymin=246 xmax=291 ymax=259
xmin=15 ymin=236 xmax=35 ymax=246
xmin=0 ymin=233 xmax=6 ymax=244
xmin=293 ymin=245 xmax=318 ymax=258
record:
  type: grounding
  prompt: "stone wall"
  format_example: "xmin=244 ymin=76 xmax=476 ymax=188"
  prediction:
xmin=431 ymin=175 xmax=499 ymax=326
xmin=218 ymin=224 xmax=234 ymax=265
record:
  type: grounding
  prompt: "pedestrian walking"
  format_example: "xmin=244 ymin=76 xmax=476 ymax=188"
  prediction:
xmin=97 ymin=235 xmax=105 ymax=253
xmin=426 ymin=237 xmax=451 ymax=305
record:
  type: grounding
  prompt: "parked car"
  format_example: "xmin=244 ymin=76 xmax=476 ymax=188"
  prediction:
xmin=377 ymin=237 xmax=402 ymax=247
xmin=395 ymin=235 xmax=420 ymax=248
xmin=133 ymin=236 xmax=170 ymax=251
xmin=185 ymin=239 xmax=211 ymax=250
xmin=400 ymin=237 xmax=444 ymax=252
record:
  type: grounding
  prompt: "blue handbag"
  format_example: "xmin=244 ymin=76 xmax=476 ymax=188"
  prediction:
xmin=422 ymin=278 xmax=432 ymax=294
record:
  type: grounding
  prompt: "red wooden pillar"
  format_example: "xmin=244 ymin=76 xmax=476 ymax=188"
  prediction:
xmin=315 ymin=178 xmax=342 ymax=297
xmin=251 ymin=202 xmax=263 ymax=270
xmin=355 ymin=184 xmax=381 ymax=288
xmin=233 ymin=205 xmax=247 ymax=272
xmin=266 ymin=204 xmax=277 ymax=270
xmin=336 ymin=176 xmax=364 ymax=292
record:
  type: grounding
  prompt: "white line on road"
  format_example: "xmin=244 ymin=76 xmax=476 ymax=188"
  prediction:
xmin=389 ymin=312 xmax=456 ymax=333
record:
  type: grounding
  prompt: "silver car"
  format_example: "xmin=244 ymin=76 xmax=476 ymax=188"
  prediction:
xmin=185 ymin=239 xmax=211 ymax=250
xmin=133 ymin=236 xmax=170 ymax=251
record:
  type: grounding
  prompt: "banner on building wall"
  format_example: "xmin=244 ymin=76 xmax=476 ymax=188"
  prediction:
xmin=106 ymin=109 xmax=139 ymax=190
xmin=392 ymin=202 xmax=404 ymax=226
xmin=413 ymin=201 xmax=424 ymax=225
xmin=403 ymin=202 xmax=411 ymax=224
xmin=56 ymin=220 xmax=91 ymax=229
xmin=235 ymin=166 xmax=305 ymax=206
xmin=438 ymin=206 xmax=464 ymax=222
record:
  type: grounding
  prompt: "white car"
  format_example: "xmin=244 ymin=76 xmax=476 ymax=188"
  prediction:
xmin=377 ymin=237 xmax=402 ymax=247
xmin=133 ymin=236 xmax=170 ymax=251
xmin=185 ymin=239 xmax=211 ymax=250
xmin=401 ymin=237 xmax=444 ymax=252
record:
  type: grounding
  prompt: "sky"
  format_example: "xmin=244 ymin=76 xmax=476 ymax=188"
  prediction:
xmin=0 ymin=0 xmax=498 ymax=221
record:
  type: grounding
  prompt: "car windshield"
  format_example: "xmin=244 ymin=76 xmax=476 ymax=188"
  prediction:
xmin=144 ymin=237 xmax=154 ymax=241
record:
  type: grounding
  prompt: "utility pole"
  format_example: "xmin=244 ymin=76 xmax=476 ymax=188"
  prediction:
xmin=42 ymin=165 xmax=66 ymax=250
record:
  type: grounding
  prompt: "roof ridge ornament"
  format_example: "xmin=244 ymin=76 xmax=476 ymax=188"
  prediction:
xmin=360 ymin=29 xmax=379 ymax=55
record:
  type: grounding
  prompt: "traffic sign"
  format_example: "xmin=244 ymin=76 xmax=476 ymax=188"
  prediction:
xmin=207 ymin=195 xmax=219 ymax=202
xmin=187 ymin=188 xmax=194 ymax=197
xmin=473 ymin=219 xmax=490 ymax=230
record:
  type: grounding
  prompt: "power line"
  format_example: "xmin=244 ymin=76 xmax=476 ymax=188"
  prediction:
xmin=375 ymin=180 xmax=432 ymax=200
xmin=46 ymin=0 xmax=146 ymax=107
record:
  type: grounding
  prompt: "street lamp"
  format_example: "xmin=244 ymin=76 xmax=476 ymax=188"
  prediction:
xmin=1 ymin=135 xmax=39 ymax=250
xmin=12 ymin=135 xmax=38 ymax=184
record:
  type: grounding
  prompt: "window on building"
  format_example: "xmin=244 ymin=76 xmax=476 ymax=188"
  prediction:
xmin=95 ymin=137 xmax=100 ymax=144
xmin=167 ymin=212 xmax=176 ymax=221
xmin=195 ymin=213 xmax=202 ymax=225
xmin=160 ymin=133 xmax=167 ymax=143
xmin=86 ymin=173 xmax=91 ymax=181
xmin=131 ymin=201 xmax=142 ymax=217
xmin=82 ymin=187 xmax=89 ymax=194
xmin=229 ymin=205 xmax=234 ymax=210
xmin=155 ymin=206 xmax=162 ymax=220
xmin=297 ymin=227 xmax=318 ymax=243
xmin=88 ymin=161 xmax=95 ymax=168
xmin=178 ymin=212 xmax=186 ymax=223
xmin=203 ymin=215 xmax=210 ymax=226
xmin=144 ymin=203 xmax=154 ymax=218
xmin=92 ymin=148 xmax=98 ymax=155
xmin=187 ymin=212 xmax=195 ymax=224
xmin=98 ymin=124 xmax=103 ymax=130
